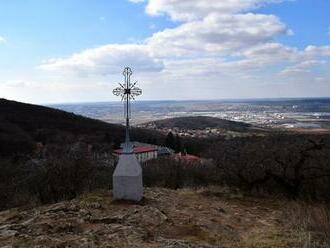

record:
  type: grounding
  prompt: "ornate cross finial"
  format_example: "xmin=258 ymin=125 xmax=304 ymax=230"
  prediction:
xmin=113 ymin=67 xmax=142 ymax=153
xmin=113 ymin=67 xmax=142 ymax=104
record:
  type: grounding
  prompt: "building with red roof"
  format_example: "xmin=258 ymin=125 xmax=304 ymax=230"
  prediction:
xmin=174 ymin=152 xmax=201 ymax=164
xmin=114 ymin=145 xmax=158 ymax=163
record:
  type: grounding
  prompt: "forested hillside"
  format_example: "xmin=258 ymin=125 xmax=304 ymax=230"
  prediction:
xmin=0 ymin=99 xmax=163 ymax=156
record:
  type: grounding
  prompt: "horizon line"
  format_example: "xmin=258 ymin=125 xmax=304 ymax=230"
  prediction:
xmin=44 ymin=96 xmax=330 ymax=106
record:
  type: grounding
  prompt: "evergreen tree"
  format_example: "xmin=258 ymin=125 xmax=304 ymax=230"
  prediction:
xmin=175 ymin=134 xmax=182 ymax=153
xmin=104 ymin=133 xmax=112 ymax=143
xmin=165 ymin=132 xmax=175 ymax=150
xmin=113 ymin=136 xmax=121 ymax=149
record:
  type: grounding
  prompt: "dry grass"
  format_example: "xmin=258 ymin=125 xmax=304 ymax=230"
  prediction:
xmin=241 ymin=228 xmax=294 ymax=248
xmin=2 ymin=186 xmax=330 ymax=248
xmin=286 ymin=202 xmax=330 ymax=248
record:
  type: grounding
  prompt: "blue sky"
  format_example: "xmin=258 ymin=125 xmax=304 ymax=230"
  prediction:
xmin=0 ymin=1 xmax=173 ymax=67
xmin=260 ymin=0 xmax=330 ymax=48
xmin=0 ymin=0 xmax=329 ymax=103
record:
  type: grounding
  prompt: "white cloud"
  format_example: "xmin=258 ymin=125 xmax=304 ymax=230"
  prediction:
xmin=305 ymin=45 xmax=330 ymax=57
xmin=239 ymin=43 xmax=301 ymax=69
xmin=39 ymin=44 xmax=164 ymax=75
xmin=0 ymin=36 xmax=6 ymax=43
xmin=40 ymin=1 xmax=291 ymax=75
xmin=280 ymin=60 xmax=327 ymax=76
xmin=145 ymin=0 xmax=284 ymax=21
xmin=35 ymin=0 xmax=330 ymax=101
xmin=41 ymin=12 xmax=290 ymax=75
xmin=2 ymin=80 xmax=28 ymax=87
xmin=129 ymin=0 xmax=145 ymax=3
xmin=148 ymin=13 xmax=289 ymax=57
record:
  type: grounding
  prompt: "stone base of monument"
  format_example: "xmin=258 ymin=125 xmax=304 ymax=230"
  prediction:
xmin=113 ymin=153 xmax=143 ymax=202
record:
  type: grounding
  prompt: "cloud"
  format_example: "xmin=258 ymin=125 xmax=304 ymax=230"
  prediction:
xmin=36 ymin=0 xmax=330 ymax=101
xmin=39 ymin=1 xmax=291 ymax=75
xmin=129 ymin=0 xmax=145 ymax=3
xmin=240 ymin=43 xmax=301 ymax=68
xmin=145 ymin=0 xmax=284 ymax=21
xmin=0 ymin=36 xmax=6 ymax=44
xmin=2 ymin=80 xmax=28 ymax=87
xmin=305 ymin=45 xmax=330 ymax=57
xmin=280 ymin=60 xmax=327 ymax=76
xmin=148 ymin=13 xmax=289 ymax=57
xmin=41 ymin=8 xmax=290 ymax=75
xmin=39 ymin=44 xmax=164 ymax=75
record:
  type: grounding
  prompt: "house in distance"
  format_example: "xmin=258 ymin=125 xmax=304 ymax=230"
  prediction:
xmin=113 ymin=142 xmax=174 ymax=163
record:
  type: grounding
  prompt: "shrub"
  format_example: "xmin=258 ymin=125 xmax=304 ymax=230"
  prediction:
xmin=143 ymin=158 xmax=220 ymax=189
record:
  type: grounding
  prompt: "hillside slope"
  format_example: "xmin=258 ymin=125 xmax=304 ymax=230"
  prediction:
xmin=0 ymin=99 xmax=162 ymax=156
xmin=0 ymin=187 xmax=315 ymax=248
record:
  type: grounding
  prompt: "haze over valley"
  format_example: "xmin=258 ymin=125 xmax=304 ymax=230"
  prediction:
xmin=51 ymin=98 xmax=330 ymax=132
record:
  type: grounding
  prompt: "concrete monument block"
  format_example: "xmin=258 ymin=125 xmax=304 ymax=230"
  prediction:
xmin=113 ymin=153 xmax=143 ymax=201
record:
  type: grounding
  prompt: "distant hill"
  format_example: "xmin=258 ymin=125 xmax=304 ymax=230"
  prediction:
xmin=144 ymin=116 xmax=253 ymax=132
xmin=0 ymin=99 xmax=163 ymax=156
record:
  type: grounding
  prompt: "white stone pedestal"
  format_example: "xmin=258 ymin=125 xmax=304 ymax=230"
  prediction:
xmin=113 ymin=153 xmax=143 ymax=201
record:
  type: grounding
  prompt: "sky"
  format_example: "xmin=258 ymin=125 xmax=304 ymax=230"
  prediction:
xmin=0 ymin=0 xmax=329 ymax=104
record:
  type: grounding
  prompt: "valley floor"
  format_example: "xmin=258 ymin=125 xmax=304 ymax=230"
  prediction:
xmin=0 ymin=187 xmax=326 ymax=248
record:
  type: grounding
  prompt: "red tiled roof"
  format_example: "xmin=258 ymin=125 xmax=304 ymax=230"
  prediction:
xmin=114 ymin=146 xmax=157 ymax=154
xmin=175 ymin=153 xmax=201 ymax=162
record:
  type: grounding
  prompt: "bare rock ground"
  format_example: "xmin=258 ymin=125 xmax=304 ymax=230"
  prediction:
xmin=0 ymin=187 xmax=303 ymax=248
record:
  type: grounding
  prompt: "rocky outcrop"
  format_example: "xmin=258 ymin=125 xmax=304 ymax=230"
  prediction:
xmin=0 ymin=188 xmax=293 ymax=247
